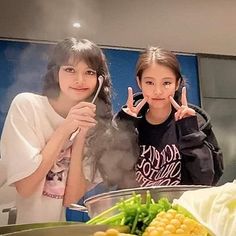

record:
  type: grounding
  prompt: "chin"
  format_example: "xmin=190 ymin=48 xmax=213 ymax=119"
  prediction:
xmin=149 ymin=101 xmax=169 ymax=109
xmin=72 ymin=93 xmax=92 ymax=102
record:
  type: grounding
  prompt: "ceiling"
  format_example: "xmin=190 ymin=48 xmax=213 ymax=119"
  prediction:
xmin=0 ymin=0 xmax=236 ymax=55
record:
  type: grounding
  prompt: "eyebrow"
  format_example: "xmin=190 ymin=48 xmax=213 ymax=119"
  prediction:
xmin=61 ymin=64 xmax=74 ymax=67
xmin=143 ymin=76 xmax=175 ymax=80
xmin=61 ymin=64 xmax=96 ymax=71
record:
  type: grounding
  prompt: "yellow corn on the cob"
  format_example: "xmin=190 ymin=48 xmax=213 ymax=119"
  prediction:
xmin=143 ymin=209 xmax=208 ymax=236
xmin=94 ymin=228 xmax=120 ymax=236
xmin=94 ymin=228 xmax=133 ymax=236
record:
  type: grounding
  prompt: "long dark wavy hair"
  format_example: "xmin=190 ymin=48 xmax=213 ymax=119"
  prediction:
xmin=136 ymin=46 xmax=185 ymax=103
xmin=42 ymin=37 xmax=112 ymax=107
xmin=42 ymin=38 xmax=113 ymax=181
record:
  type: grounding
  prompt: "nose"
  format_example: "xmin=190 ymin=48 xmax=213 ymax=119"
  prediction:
xmin=75 ymin=72 xmax=83 ymax=85
xmin=153 ymin=85 xmax=163 ymax=95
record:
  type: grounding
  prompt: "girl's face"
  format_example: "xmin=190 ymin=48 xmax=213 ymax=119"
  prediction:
xmin=58 ymin=60 xmax=97 ymax=102
xmin=138 ymin=63 xmax=179 ymax=109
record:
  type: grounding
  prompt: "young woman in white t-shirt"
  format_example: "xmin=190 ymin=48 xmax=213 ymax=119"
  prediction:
xmin=0 ymin=38 xmax=113 ymax=223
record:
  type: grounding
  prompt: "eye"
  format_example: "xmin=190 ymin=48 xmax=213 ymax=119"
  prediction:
xmin=163 ymin=81 xmax=171 ymax=87
xmin=145 ymin=81 xmax=154 ymax=85
xmin=85 ymin=69 xmax=96 ymax=76
xmin=63 ymin=66 xmax=75 ymax=73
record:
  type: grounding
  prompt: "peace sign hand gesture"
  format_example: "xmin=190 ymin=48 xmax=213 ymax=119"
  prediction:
xmin=169 ymin=87 xmax=196 ymax=121
xmin=123 ymin=87 xmax=148 ymax=117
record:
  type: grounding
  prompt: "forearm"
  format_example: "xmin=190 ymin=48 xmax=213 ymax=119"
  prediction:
xmin=178 ymin=116 xmax=215 ymax=185
xmin=177 ymin=116 xmax=207 ymax=148
xmin=181 ymin=148 xmax=215 ymax=185
xmin=15 ymin=127 xmax=69 ymax=197
xmin=63 ymin=135 xmax=87 ymax=207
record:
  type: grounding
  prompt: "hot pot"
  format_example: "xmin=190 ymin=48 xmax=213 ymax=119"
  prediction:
xmin=83 ymin=185 xmax=209 ymax=218
xmin=0 ymin=185 xmax=208 ymax=235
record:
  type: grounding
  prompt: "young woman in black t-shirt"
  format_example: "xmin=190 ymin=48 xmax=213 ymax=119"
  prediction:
xmin=114 ymin=47 xmax=223 ymax=187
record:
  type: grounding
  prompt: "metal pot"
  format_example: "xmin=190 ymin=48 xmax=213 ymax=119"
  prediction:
xmin=0 ymin=222 xmax=78 ymax=235
xmin=0 ymin=223 xmax=109 ymax=236
xmin=83 ymin=185 xmax=209 ymax=218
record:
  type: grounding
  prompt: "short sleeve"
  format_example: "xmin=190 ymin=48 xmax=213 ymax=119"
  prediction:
xmin=0 ymin=94 xmax=43 ymax=186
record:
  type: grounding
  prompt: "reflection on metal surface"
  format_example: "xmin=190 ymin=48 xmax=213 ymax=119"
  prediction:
xmin=2 ymin=207 xmax=17 ymax=224
xmin=0 ymin=223 xmax=108 ymax=235
xmin=84 ymin=185 xmax=209 ymax=218
xmin=69 ymin=203 xmax=88 ymax=213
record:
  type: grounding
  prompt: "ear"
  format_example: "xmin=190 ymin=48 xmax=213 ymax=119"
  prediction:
xmin=136 ymin=76 xmax=142 ymax=90
xmin=175 ymin=78 xmax=181 ymax=91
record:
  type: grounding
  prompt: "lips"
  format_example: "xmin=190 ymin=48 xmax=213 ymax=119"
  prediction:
xmin=152 ymin=98 xmax=165 ymax=101
xmin=70 ymin=87 xmax=89 ymax=91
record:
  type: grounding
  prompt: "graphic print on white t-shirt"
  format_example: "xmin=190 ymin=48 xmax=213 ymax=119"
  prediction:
xmin=136 ymin=144 xmax=181 ymax=187
xmin=43 ymin=143 xmax=72 ymax=199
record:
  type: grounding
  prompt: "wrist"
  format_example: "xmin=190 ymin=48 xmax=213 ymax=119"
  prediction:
xmin=72 ymin=130 xmax=87 ymax=146
xmin=54 ymin=125 xmax=72 ymax=142
xmin=176 ymin=116 xmax=199 ymax=136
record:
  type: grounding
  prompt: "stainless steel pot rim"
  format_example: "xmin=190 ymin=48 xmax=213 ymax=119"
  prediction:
xmin=84 ymin=185 xmax=209 ymax=205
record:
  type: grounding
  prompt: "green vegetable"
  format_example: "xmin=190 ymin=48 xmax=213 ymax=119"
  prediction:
xmin=87 ymin=191 xmax=172 ymax=236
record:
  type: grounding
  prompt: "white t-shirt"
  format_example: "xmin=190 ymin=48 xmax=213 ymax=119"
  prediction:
xmin=0 ymin=93 xmax=102 ymax=224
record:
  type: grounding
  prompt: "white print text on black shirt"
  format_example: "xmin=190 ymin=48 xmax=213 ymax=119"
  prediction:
xmin=136 ymin=144 xmax=181 ymax=186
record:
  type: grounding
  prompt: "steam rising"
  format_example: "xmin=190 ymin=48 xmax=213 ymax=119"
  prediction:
xmin=97 ymin=128 xmax=139 ymax=188
xmin=91 ymin=99 xmax=139 ymax=189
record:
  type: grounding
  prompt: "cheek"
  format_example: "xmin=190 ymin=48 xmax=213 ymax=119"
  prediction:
xmin=90 ymin=78 xmax=98 ymax=91
xmin=93 ymin=78 xmax=98 ymax=87
xmin=58 ymin=76 xmax=70 ymax=91
xmin=140 ymin=84 xmax=152 ymax=94
xmin=166 ymin=85 xmax=177 ymax=95
xmin=142 ymin=90 xmax=152 ymax=100
xmin=58 ymin=70 xmax=64 ymax=83
xmin=170 ymin=89 xmax=177 ymax=96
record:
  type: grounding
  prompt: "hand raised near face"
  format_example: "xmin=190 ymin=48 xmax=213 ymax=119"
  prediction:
xmin=123 ymin=87 xmax=148 ymax=117
xmin=62 ymin=102 xmax=97 ymax=136
xmin=169 ymin=87 xmax=196 ymax=121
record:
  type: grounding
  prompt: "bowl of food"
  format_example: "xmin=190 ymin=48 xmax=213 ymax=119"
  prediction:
xmin=86 ymin=186 xmax=211 ymax=236
xmin=83 ymin=185 xmax=209 ymax=218
xmin=87 ymin=181 xmax=236 ymax=236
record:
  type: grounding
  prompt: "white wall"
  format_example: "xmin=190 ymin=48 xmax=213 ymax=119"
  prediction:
xmin=99 ymin=0 xmax=236 ymax=55
xmin=0 ymin=0 xmax=236 ymax=55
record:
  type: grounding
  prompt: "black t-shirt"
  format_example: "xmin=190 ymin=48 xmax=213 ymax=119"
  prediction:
xmin=135 ymin=111 xmax=181 ymax=186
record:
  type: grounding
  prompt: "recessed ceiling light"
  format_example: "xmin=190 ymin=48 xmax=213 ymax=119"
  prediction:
xmin=73 ymin=22 xmax=81 ymax=28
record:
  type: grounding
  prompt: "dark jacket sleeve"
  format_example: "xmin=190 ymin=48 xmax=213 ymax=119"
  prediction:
xmin=177 ymin=115 xmax=223 ymax=186
xmin=201 ymin=126 xmax=224 ymax=185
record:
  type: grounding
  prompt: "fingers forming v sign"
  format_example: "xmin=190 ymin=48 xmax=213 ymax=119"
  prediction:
xmin=169 ymin=87 xmax=196 ymax=121
xmin=123 ymin=87 xmax=148 ymax=117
